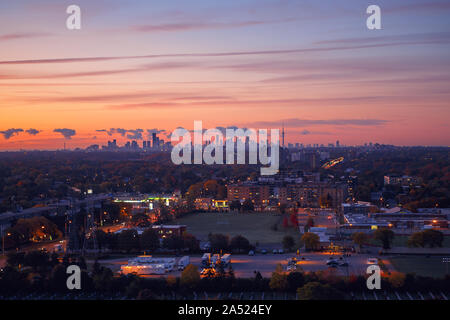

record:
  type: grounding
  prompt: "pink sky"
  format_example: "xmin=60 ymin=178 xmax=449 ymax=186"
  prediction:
xmin=0 ymin=1 xmax=449 ymax=149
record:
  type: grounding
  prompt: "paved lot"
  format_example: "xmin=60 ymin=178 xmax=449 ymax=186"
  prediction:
xmin=100 ymin=252 xmax=375 ymax=278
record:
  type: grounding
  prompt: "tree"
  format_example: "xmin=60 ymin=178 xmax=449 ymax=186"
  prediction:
xmin=230 ymin=235 xmax=251 ymax=253
xmin=24 ymin=250 xmax=49 ymax=271
xmin=6 ymin=252 xmax=25 ymax=268
xmin=180 ymin=264 xmax=200 ymax=289
xmin=118 ymin=229 xmax=140 ymax=253
xmin=387 ymin=272 xmax=406 ymax=289
xmin=374 ymin=229 xmax=395 ymax=250
xmin=229 ymin=200 xmax=241 ymax=211
xmin=287 ymin=272 xmax=305 ymax=292
xmin=49 ymin=264 xmax=69 ymax=292
xmin=140 ymin=228 xmax=160 ymax=252
xmin=319 ymin=194 xmax=333 ymax=208
xmin=203 ymin=180 xmax=219 ymax=197
xmin=352 ymin=232 xmax=368 ymax=252
xmin=282 ymin=216 xmax=289 ymax=228
xmin=209 ymin=233 xmax=229 ymax=252
xmin=289 ymin=213 xmax=299 ymax=227
xmin=297 ymin=282 xmax=343 ymax=300
xmin=278 ymin=203 xmax=287 ymax=214
xmin=183 ymin=233 xmax=200 ymax=252
xmin=162 ymin=235 xmax=185 ymax=251
xmin=242 ymin=199 xmax=254 ymax=212
xmin=422 ymin=229 xmax=444 ymax=248
xmin=137 ymin=289 xmax=157 ymax=300
xmin=408 ymin=231 xmax=425 ymax=247
xmin=269 ymin=264 xmax=288 ymax=291
xmin=282 ymin=235 xmax=295 ymax=252
xmin=92 ymin=266 xmax=114 ymax=292
xmin=301 ymin=232 xmax=320 ymax=251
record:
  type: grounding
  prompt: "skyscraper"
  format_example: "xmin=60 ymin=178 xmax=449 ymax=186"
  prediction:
xmin=152 ymin=133 xmax=157 ymax=148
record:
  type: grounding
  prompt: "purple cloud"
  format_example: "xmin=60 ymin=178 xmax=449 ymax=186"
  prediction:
xmin=0 ymin=128 xmax=23 ymax=139
xmin=54 ymin=128 xmax=76 ymax=139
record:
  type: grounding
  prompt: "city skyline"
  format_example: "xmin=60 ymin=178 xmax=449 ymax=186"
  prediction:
xmin=1 ymin=0 xmax=450 ymax=150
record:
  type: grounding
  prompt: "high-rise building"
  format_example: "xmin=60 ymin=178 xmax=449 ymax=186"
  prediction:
xmin=152 ymin=133 xmax=157 ymax=148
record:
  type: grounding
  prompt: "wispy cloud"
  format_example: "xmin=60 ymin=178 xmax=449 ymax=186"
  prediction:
xmin=1 ymin=62 xmax=200 ymax=80
xmin=0 ymin=32 xmax=52 ymax=41
xmin=2 ymin=32 xmax=449 ymax=66
xmin=106 ymin=96 xmax=390 ymax=110
xmin=132 ymin=18 xmax=296 ymax=33
xmin=386 ymin=1 xmax=450 ymax=13
xmin=314 ymin=32 xmax=450 ymax=46
xmin=246 ymin=118 xmax=389 ymax=128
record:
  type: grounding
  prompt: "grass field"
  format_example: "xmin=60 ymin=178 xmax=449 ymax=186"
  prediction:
xmin=173 ymin=212 xmax=300 ymax=246
xmin=389 ymin=255 xmax=450 ymax=278
xmin=368 ymin=235 xmax=450 ymax=248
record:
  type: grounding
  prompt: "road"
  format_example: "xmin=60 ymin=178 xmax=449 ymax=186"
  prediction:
xmin=98 ymin=252 xmax=376 ymax=278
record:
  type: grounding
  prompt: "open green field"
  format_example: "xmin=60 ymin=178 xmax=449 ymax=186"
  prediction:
xmin=389 ymin=255 xmax=450 ymax=278
xmin=368 ymin=235 xmax=450 ymax=248
xmin=173 ymin=212 xmax=300 ymax=246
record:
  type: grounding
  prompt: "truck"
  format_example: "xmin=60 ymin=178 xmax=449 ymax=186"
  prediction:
xmin=202 ymin=253 xmax=211 ymax=267
xmin=221 ymin=254 xmax=231 ymax=266
xmin=177 ymin=256 xmax=190 ymax=271
xmin=211 ymin=254 xmax=221 ymax=265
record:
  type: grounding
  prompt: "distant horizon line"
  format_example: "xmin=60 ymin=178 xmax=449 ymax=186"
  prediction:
xmin=0 ymin=144 xmax=448 ymax=153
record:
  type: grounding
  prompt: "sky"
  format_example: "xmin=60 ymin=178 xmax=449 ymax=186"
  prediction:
xmin=0 ymin=0 xmax=449 ymax=150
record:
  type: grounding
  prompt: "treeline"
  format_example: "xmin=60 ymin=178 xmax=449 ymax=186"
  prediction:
xmin=95 ymin=229 xmax=201 ymax=253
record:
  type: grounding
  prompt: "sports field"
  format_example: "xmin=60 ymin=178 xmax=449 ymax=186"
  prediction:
xmin=173 ymin=212 xmax=300 ymax=246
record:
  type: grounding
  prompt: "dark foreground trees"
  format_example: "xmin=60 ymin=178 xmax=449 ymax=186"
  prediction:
xmin=297 ymin=282 xmax=343 ymax=300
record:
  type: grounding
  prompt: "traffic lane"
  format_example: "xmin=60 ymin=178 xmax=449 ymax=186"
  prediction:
xmin=230 ymin=253 xmax=374 ymax=277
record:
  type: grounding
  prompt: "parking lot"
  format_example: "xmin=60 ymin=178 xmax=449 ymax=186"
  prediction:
xmin=99 ymin=252 xmax=376 ymax=278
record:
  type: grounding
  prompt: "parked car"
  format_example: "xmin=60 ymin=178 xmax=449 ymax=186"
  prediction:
xmin=260 ymin=249 xmax=268 ymax=254
xmin=286 ymin=265 xmax=296 ymax=272
xmin=272 ymin=249 xmax=278 ymax=254
xmin=326 ymin=259 xmax=339 ymax=266
xmin=278 ymin=249 xmax=284 ymax=254
xmin=248 ymin=250 xmax=255 ymax=256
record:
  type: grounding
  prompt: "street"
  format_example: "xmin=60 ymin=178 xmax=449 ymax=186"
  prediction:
xmin=98 ymin=252 xmax=377 ymax=278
